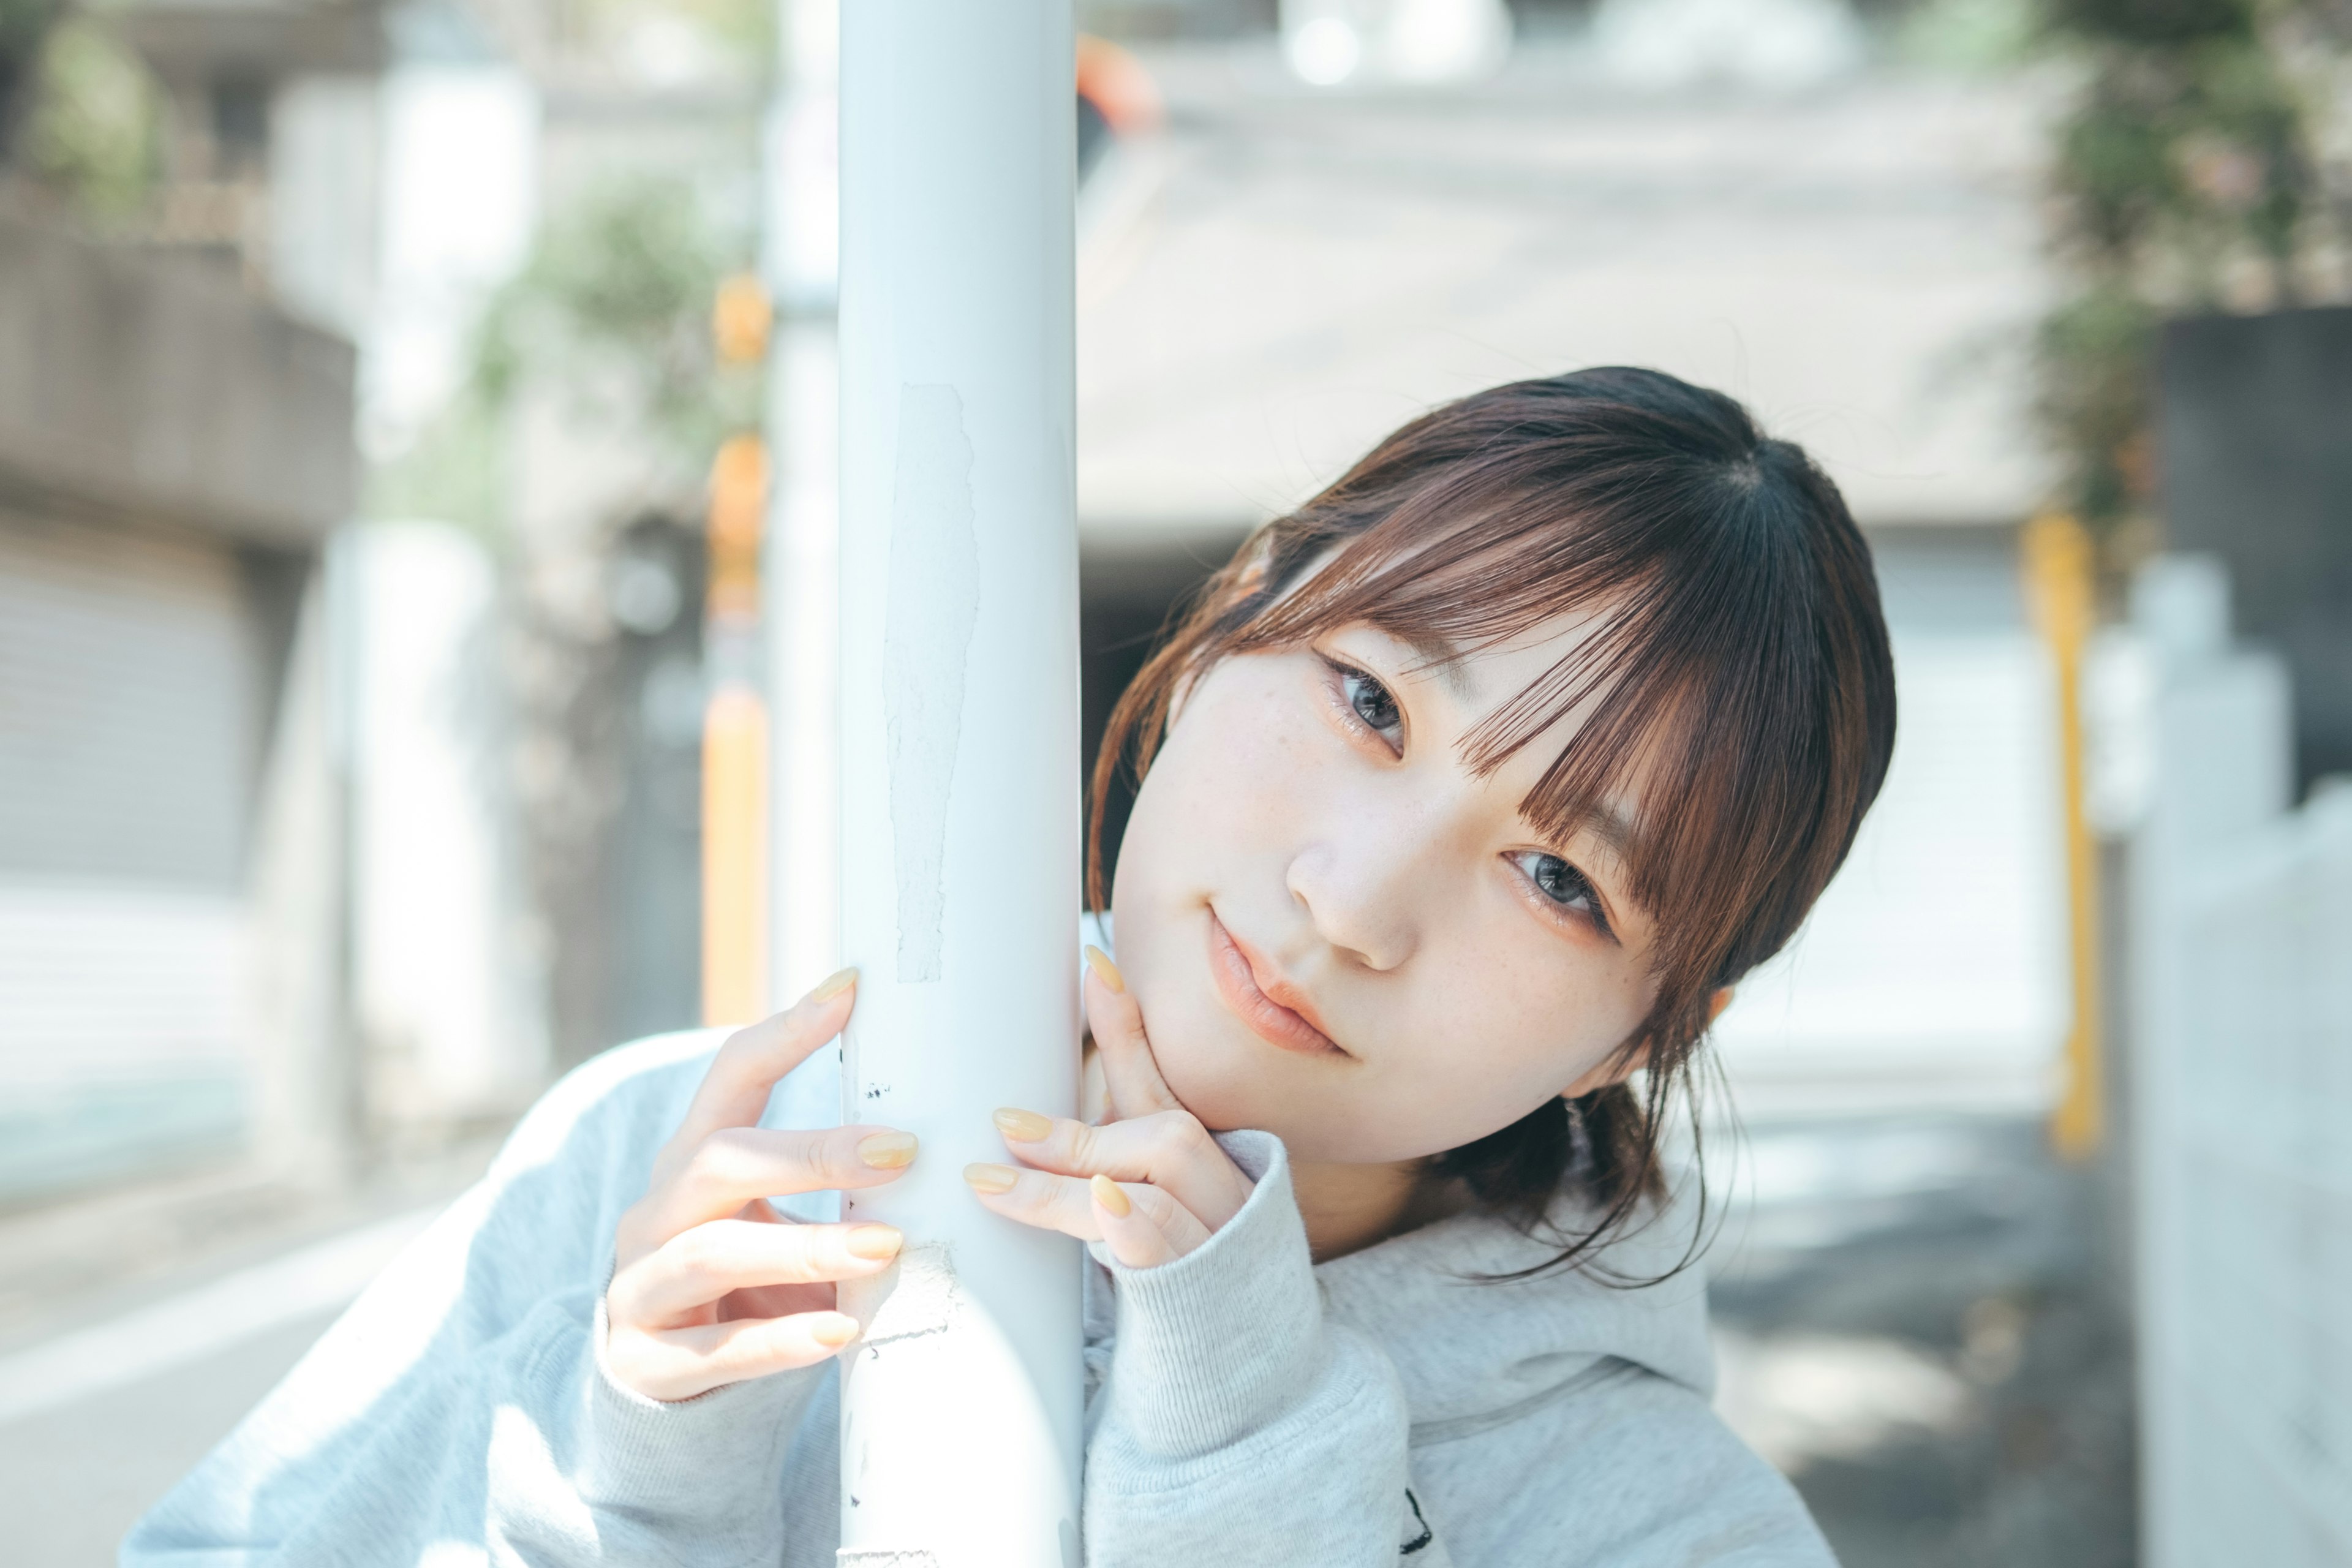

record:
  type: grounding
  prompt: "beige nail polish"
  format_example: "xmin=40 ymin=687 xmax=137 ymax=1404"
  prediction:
xmin=808 ymin=966 xmax=859 ymax=1003
xmin=963 ymin=1162 xmax=1019 ymax=1194
xmin=810 ymin=1314 xmax=860 ymax=1348
xmin=857 ymin=1131 xmax=918 ymax=1169
xmin=992 ymin=1106 xmax=1053 ymax=1142
xmin=1090 ymin=1172 xmax=1133 ymax=1218
xmin=846 ymin=1224 xmax=903 ymax=1261
xmin=1083 ymin=945 xmax=1126 ymax=994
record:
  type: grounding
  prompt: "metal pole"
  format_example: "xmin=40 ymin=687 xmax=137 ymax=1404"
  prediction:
xmin=767 ymin=0 xmax=843 ymax=1012
xmin=833 ymin=2 xmax=1084 ymax=1563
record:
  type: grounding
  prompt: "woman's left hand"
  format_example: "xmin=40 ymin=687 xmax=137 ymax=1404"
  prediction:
xmin=964 ymin=946 xmax=1257 ymax=1269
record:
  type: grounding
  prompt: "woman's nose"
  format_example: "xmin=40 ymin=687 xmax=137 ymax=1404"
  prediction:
xmin=1283 ymin=828 xmax=1427 ymax=973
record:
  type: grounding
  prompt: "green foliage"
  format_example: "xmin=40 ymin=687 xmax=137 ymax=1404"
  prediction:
xmin=474 ymin=173 xmax=760 ymax=472
xmin=1897 ymin=0 xmax=2040 ymax=72
xmin=21 ymin=18 xmax=160 ymax=222
xmin=364 ymin=388 xmax=512 ymax=540
xmin=0 ymin=0 xmax=62 ymax=58
xmin=2034 ymin=286 xmax=2159 ymax=525
xmin=2030 ymin=0 xmax=2350 ymax=533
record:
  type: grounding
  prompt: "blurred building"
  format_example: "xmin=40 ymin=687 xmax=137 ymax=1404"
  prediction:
xmin=0 ymin=213 xmax=356 ymax=1202
xmin=92 ymin=0 xmax=761 ymax=1102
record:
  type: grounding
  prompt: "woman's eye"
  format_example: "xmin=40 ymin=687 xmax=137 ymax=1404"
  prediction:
xmin=1513 ymin=851 xmax=1610 ymax=931
xmin=1341 ymin=668 xmax=1403 ymax=745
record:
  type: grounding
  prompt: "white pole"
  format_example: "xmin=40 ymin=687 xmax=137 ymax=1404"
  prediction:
xmin=766 ymin=0 xmax=842 ymax=1018
xmin=834 ymin=2 xmax=1084 ymax=1564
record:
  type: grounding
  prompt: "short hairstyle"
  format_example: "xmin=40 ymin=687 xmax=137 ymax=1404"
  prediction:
xmin=1088 ymin=367 xmax=1898 ymax=1273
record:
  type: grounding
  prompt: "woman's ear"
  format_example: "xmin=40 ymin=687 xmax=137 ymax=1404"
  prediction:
xmin=1708 ymin=986 xmax=1735 ymax=1024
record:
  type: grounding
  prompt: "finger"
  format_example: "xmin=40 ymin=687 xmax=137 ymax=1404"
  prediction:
xmin=610 ymin=1310 xmax=861 ymax=1402
xmin=1084 ymin=947 xmax=1184 ymax=1121
xmin=962 ymin=1162 xmax=1211 ymax=1256
xmin=1091 ymin=1173 xmax=1180 ymax=1269
xmin=625 ymin=1124 xmax=917 ymax=1252
xmin=992 ymin=1106 xmax=1253 ymax=1231
xmin=666 ymin=968 xmax=860 ymax=1152
xmin=611 ymin=1219 xmax=905 ymax=1327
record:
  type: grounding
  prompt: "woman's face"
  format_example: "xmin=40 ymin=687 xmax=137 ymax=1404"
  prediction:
xmin=1110 ymin=620 xmax=1666 ymax=1165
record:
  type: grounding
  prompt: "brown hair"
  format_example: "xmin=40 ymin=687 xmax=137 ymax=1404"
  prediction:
xmin=1087 ymin=368 xmax=1898 ymax=1274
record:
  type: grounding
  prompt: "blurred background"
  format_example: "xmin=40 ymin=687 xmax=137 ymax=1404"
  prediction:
xmin=0 ymin=0 xmax=2347 ymax=1561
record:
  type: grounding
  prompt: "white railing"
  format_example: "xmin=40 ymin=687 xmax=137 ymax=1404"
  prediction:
xmin=2124 ymin=556 xmax=2352 ymax=1568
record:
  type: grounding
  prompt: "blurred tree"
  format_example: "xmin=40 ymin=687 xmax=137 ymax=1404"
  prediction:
xmin=0 ymin=0 xmax=67 ymax=165
xmin=475 ymin=172 xmax=760 ymax=483
xmin=2032 ymin=0 xmax=2351 ymax=548
xmin=20 ymin=17 xmax=160 ymax=222
xmin=364 ymin=170 xmax=765 ymax=1066
xmin=369 ymin=173 xmax=761 ymax=537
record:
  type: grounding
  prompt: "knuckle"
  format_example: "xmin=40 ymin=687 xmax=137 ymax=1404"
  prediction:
xmin=693 ymin=1128 xmax=759 ymax=1185
xmin=669 ymin=1224 xmax=727 ymax=1278
xmin=1150 ymin=1109 xmax=1208 ymax=1159
xmin=808 ymin=1130 xmax=862 ymax=1187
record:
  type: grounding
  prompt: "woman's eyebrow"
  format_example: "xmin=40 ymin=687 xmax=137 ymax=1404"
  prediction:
xmin=1396 ymin=631 xmax=1475 ymax=699
xmin=1527 ymin=801 xmax=1641 ymax=867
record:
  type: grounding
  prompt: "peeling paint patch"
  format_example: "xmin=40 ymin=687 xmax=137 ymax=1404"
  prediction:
xmin=842 ymin=1242 xmax=960 ymax=1346
xmin=883 ymin=383 xmax=979 ymax=984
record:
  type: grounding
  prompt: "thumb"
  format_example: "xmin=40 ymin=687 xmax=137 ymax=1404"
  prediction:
xmin=1084 ymin=947 xmax=1183 ymax=1121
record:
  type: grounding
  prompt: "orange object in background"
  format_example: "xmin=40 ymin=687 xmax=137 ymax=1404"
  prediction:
xmin=1076 ymin=35 xmax=1164 ymax=137
xmin=2024 ymin=512 xmax=2101 ymax=1161
xmin=702 ymin=683 xmax=770 ymax=1027
xmin=714 ymin=272 xmax=774 ymax=366
xmin=707 ymin=435 xmax=767 ymax=619
xmin=703 ymin=430 xmax=771 ymax=1027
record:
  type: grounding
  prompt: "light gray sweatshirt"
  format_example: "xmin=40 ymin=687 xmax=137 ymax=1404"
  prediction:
xmin=124 ymin=1028 xmax=1833 ymax=1567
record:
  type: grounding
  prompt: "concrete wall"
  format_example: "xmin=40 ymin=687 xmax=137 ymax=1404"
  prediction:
xmin=0 ymin=214 xmax=357 ymax=545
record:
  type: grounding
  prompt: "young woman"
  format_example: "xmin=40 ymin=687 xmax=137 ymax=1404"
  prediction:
xmin=129 ymin=367 xmax=1895 ymax=1566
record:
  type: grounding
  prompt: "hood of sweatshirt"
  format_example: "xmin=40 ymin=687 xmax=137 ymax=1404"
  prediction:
xmin=1311 ymin=1189 xmax=1716 ymax=1432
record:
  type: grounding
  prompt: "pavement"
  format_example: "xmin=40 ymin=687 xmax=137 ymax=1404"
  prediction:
xmin=0 ymin=1144 xmax=496 ymax=1566
xmin=1708 ymin=1113 xmax=2137 ymax=1568
xmin=0 ymin=1310 xmax=342 ymax=1566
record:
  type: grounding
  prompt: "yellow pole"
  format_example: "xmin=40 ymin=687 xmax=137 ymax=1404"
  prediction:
xmin=2024 ymin=512 xmax=2101 ymax=1159
xmin=701 ymin=281 xmax=774 ymax=1026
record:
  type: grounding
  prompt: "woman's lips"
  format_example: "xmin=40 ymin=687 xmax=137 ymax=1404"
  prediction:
xmin=1207 ymin=911 xmax=1348 ymax=1058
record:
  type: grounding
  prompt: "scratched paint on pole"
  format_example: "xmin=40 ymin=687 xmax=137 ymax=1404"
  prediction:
xmin=884 ymin=384 xmax=979 ymax=984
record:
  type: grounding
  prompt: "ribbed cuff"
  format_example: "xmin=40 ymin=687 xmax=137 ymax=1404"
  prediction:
xmin=581 ymin=1289 xmax=823 ymax=1528
xmin=1102 ymin=1129 xmax=1324 ymax=1460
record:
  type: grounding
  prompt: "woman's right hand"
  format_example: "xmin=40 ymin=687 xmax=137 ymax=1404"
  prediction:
xmin=605 ymin=969 xmax=916 ymax=1402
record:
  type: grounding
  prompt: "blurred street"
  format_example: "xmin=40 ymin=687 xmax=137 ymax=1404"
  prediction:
xmin=1713 ymin=1115 xmax=2135 ymax=1568
xmin=0 ymin=1149 xmax=495 ymax=1563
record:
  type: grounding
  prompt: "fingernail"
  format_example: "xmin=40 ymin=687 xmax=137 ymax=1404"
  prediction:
xmin=846 ymin=1224 xmax=903 ymax=1261
xmin=1090 ymin=1173 xmax=1133 ymax=1218
xmin=993 ymin=1106 xmax=1054 ymax=1142
xmin=810 ymin=1313 xmax=860 ymax=1348
xmin=808 ymin=966 xmax=859 ymax=1003
xmin=963 ymin=1162 xmax=1019 ymax=1194
xmin=1084 ymin=945 xmax=1126 ymax=995
xmin=857 ymin=1131 xmax=918 ymax=1169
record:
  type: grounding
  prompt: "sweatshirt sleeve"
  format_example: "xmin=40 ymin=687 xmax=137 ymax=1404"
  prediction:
xmin=122 ymin=1035 xmax=831 ymax=1568
xmin=1083 ymin=1130 xmax=1452 ymax=1567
